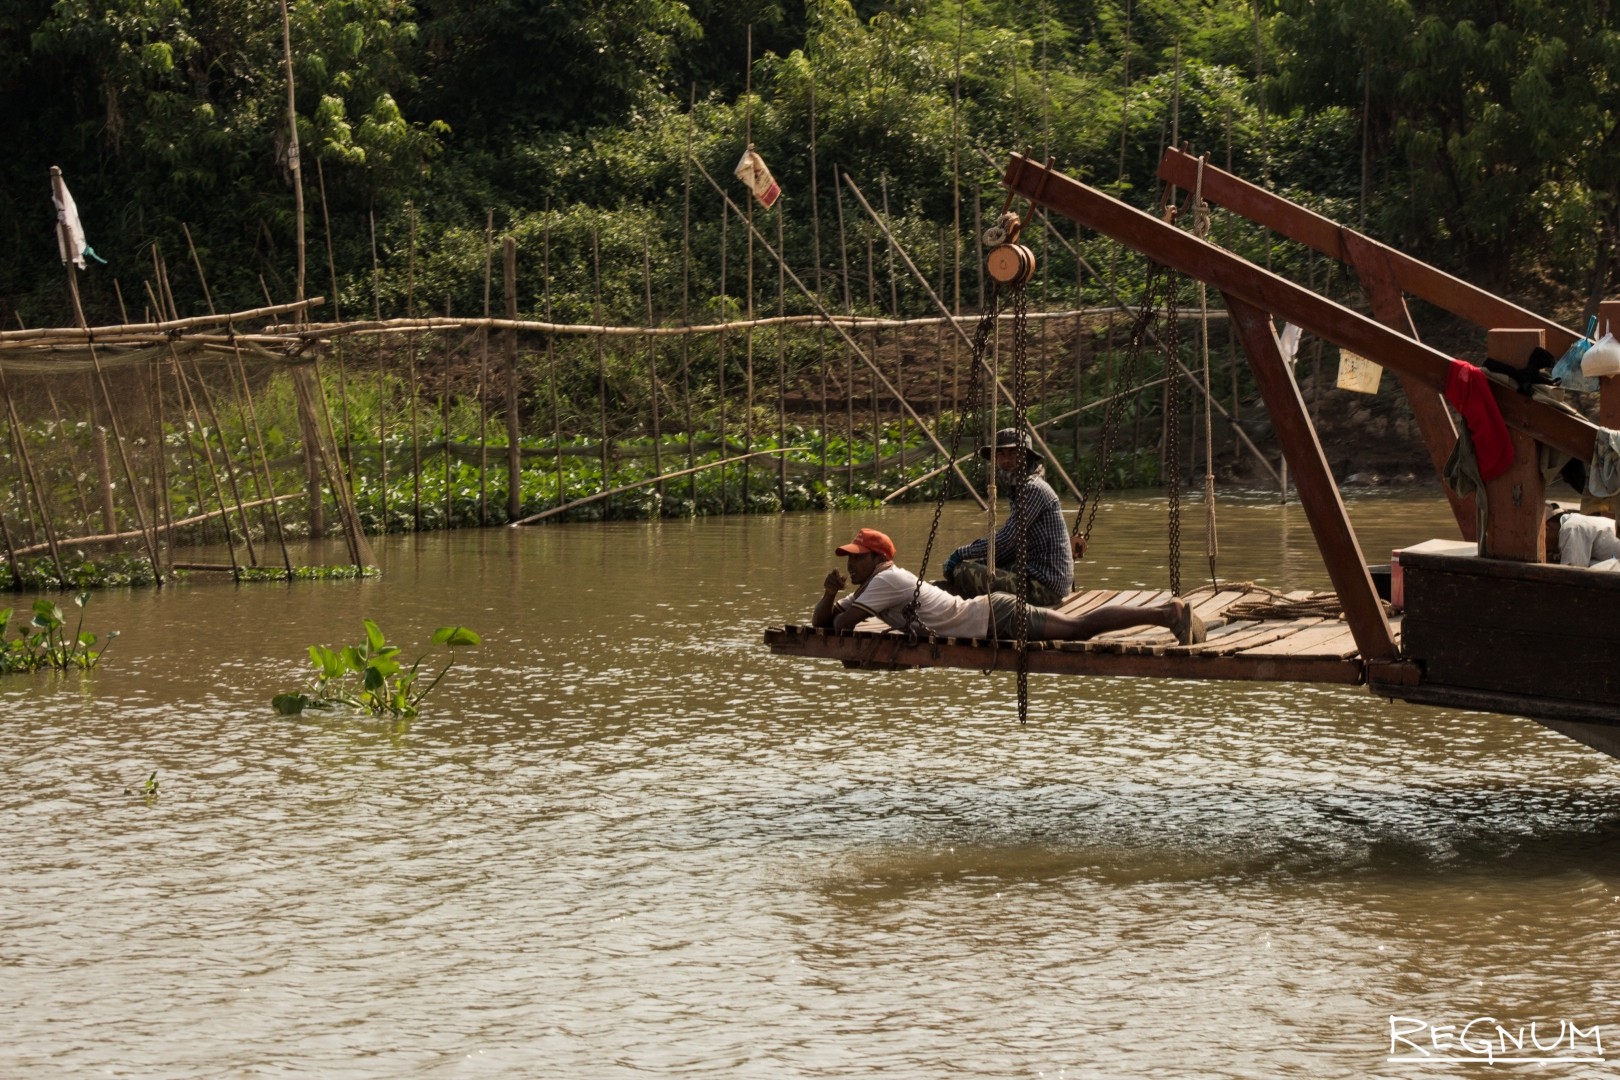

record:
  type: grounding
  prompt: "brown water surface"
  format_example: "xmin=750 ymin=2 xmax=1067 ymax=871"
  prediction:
xmin=5 ymin=490 xmax=1619 ymax=1077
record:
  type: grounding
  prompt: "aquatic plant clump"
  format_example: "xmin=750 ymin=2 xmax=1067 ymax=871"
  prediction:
xmin=234 ymin=565 xmax=381 ymax=583
xmin=272 ymin=619 xmax=480 ymax=719
xmin=0 ymin=594 xmax=117 ymax=673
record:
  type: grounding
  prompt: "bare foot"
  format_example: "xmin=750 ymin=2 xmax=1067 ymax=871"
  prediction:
xmin=1171 ymin=598 xmax=1206 ymax=646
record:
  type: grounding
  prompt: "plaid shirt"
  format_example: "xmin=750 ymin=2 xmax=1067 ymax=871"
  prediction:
xmin=950 ymin=466 xmax=1074 ymax=598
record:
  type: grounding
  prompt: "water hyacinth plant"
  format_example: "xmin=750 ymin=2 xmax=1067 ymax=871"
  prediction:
xmin=272 ymin=619 xmax=480 ymax=718
xmin=0 ymin=594 xmax=118 ymax=672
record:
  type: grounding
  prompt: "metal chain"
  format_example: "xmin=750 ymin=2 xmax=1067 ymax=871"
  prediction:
xmin=902 ymin=283 xmax=998 ymax=632
xmin=1164 ymin=265 xmax=1184 ymax=597
xmin=1010 ymin=284 xmax=1033 ymax=725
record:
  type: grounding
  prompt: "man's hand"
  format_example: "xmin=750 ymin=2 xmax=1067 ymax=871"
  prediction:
xmin=1072 ymin=534 xmax=1088 ymax=561
xmin=823 ymin=569 xmax=847 ymax=593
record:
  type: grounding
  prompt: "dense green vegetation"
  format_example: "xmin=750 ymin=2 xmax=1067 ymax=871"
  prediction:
xmin=2 ymin=0 xmax=1615 ymax=550
xmin=6 ymin=0 xmax=1613 ymax=330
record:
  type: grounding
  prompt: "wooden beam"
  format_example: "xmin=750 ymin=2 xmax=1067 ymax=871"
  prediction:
xmin=1339 ymin=231 xmax=1475 ymax=540
xmin=1224 ymin=295 xmax=1399 ymax=663
xmin=1005 ymin=154 xmax=1597 ymax=464
xmin=997 ymin=155 xmax=1594 ymax=466
xmin=1158 ymin=147 xmax=1580 ymax=356
xmin=1481 ymin=328 xmax=1546 ymax=562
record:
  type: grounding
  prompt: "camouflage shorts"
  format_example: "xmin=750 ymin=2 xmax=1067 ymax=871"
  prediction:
xmin=987 ymin=592 xmax=1052 ymax=640
xmin=950 ymin=560 xmax=1066 ymax=608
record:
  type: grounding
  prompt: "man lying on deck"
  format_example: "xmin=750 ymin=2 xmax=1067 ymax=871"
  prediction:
xmin=813 ymin=527 xmax=1205 ymax=644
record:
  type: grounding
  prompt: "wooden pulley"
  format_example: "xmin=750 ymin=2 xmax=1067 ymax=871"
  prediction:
xmin=986 ymin=242 xmax=1036 ymax=286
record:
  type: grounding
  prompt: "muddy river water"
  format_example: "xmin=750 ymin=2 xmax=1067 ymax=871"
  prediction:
xmin=5 ymin=491 xmax=1619 ymax=1077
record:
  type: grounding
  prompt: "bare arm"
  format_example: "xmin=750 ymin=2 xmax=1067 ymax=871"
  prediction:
xmin=812 ymin=569 xmax=846 ymax=628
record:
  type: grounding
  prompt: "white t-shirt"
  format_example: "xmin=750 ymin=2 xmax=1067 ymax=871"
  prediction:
xmin=836 ymin=565 xmax=989 ymax=638
xmin=1558 ymin=513 xmax=1620 ymax=569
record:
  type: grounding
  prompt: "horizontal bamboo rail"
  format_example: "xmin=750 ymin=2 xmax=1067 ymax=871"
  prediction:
xmin=3 ymin=493 xmax=303 ymax=557
xmin=0 ymin=298 xmax=324 ymax=343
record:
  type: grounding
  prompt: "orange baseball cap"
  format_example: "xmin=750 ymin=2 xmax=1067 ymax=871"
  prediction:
xmin=834 ymin=528 xmax=895 ymax=561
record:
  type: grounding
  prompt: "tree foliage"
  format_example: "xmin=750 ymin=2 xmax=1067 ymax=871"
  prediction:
xmin=0 ymin=0 xmax=1612 ymax=328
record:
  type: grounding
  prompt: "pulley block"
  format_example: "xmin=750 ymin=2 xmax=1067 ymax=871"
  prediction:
xmin=987 ymin=243 xmax=1037 ymax=286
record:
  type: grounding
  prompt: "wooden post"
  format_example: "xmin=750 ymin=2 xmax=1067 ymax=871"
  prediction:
xmin=1226 ymin=295 xmax=1397 ymax=661
xmin=503 ymin=236 xmax=521 ymax=521
xmin=1482 ymin=327 xmax=1547 ymax=562
xmin=1598 ymin=299 xmax=1620 ymax=428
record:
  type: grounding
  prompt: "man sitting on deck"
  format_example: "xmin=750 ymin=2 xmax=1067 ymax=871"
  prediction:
xmin=940 ymin=428 xmax=1076 ymax=607
xmin=1546 ymin=504 xmax=1620 ymax=569
xmin=814 ymin=528 xmax=1204 ymax=644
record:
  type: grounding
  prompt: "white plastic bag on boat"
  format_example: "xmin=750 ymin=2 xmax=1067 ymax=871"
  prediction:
xmin=1582 ymin=332 xmax=1620 ymax=377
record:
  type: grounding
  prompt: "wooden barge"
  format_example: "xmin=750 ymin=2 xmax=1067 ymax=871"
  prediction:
xmin=767 ymin=150 xmax=1620 ymax=759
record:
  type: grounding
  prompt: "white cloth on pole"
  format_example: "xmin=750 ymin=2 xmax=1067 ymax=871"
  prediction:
xmin=53 ymin=172 xmax=88 ymax=269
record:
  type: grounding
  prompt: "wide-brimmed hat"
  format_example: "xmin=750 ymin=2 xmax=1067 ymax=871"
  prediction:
xmin=834 ymin=528 xmax=895 ymax=561
xmin=978 ymin=427 xmax=1033 ymax=458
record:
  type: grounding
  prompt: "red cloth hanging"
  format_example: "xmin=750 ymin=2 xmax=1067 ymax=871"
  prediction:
xmin=1444 ymin=360 xmax=1514 ymax=481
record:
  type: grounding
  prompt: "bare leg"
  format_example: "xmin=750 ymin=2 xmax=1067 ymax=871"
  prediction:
xmin=1045 ymin=597 xmax=1198 ymax=642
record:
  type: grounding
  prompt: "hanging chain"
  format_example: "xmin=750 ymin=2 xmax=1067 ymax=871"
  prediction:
xmin=902 ymin=283 xmax=997 ymax=632
xmin=1010 ymin=283 xmax=1033 ymax=725
xmin=1192 ymin=156 xmax=1220 ymax=590
xmin=1164 ymin=260 xmax=1184 ymax=598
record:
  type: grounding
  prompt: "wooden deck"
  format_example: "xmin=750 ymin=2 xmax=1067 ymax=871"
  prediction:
xmin=764 ymin=585 xmax=1405 ymax=685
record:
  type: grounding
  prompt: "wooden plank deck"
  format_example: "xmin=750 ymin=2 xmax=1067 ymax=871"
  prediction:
xmin=763 ymin=585 xmax=1391 ymax=685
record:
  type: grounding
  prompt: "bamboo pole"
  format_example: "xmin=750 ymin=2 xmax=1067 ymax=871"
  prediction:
xmin=809 ymin=72 xmax=827 ymax=497
xmin=513 ymin=449 xmax=795 ymax=526
xmin=406 ymin=203 xmax=421 ymax=530
xmin=835 ymin=166 xmax=854 ymax=496
xmin=592 ymin=225 xmax=610 ymax=490
xmin=743 ymin=25 xmax=754 ymax=505
xmin=694 ymin=156 xmax=986 ymax=506
xmin=56 ymin=178 xmax=161 ymax=573
xmin=543 ymin=212 xmax=560 ymax=508
xmin=0 ymin=361 xmax=64 ymax=584
xmin=4 ymin=494 xmax=304 ymax=557
xmin=292 ymin=359 xmax=375 ymax=567
xmin=313 ymin=159 xmax=352 ymax=477
xmin=170 ymin=357 xmax=245 ymax=574
xmin=175 ymin=231 xmax=263 ymax=563
xmin=222 ymin=324 xmax=296 ymax=576
xmin=881 ymin=176 xmax=904 ymax=474
xmin=986 ymin=157 xmax=1281 ymax=485
xmin=480 ymin=211 xmax=493 ymax=525
xmin=776 ymin=211 xmax=787 ymax=504
xmin=0 ymin=298 xmax=322 ymax=342
xmin=844 ymin=173 xmax=1087 ymax=505
xmin=278 ymin=0 xmax=305 ymax=305
xmin=867 ymin=232 xmax=879 ymax=489
xmin=370 ymin=208 xmax=387 ymax=529
xmin=644 ymin=236 xmax=664 ymax=501
xmin=40 ymin=381 xmax=94 ymax=522
xmin=442 ymin=295 xmax=453 ymax=528
xmin=504 ymin=236 xmax=521 ymax=521
xmin=718 ymin=191 xmax=730 ymax=513
xmin=682 ymin=91 xmax=698 ymax=506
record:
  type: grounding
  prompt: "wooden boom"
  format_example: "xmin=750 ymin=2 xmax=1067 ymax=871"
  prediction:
xmin=1001 ymin=152 xmax=1602 ymax=668
xmin=1002 ymin=154 xmax=1598 ymax=464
